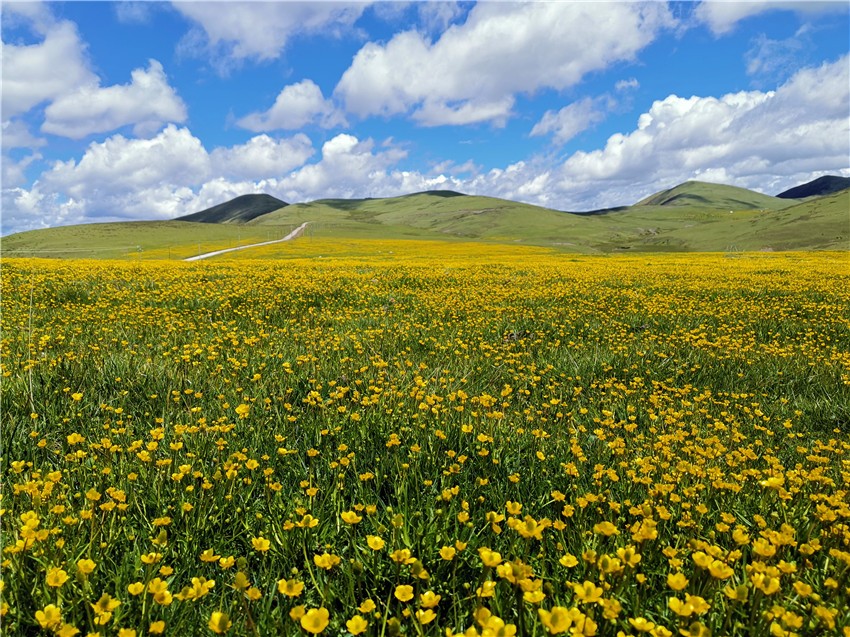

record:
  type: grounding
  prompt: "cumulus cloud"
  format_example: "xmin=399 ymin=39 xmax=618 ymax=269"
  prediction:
xmin=1 ymin=125 xmax=318 ymax=233
xmin=174 ymin=2 xmax=369 ymax=65
xmin=4 ymin=58 xmax=847 ymax=234
xmin=42 ymin=60 xmax=187 ymax=139
xmin=695 ymin=1 xmax=848 ymax=36
xmin=210 ymin=134 xmax=314 ymax=179
xmin=1 ymin=20 xmax=95 ymax=118
xmin=531 ymin=97 xmax=612 ymax=145
xmin=237 ymin=80 xmax=345 ymax=131
xmin=553 ymin=55 xmax=850 ymax=208
xmin=335 ymin=2 xmax=674 ymax=126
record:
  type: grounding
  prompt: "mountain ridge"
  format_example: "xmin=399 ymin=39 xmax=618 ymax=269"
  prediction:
xmin=776 ymin=175 xmax=850 ymax=199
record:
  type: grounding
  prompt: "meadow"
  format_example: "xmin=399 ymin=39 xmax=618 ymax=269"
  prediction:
xmin=1 ymin=245 xmax=849 ymax=637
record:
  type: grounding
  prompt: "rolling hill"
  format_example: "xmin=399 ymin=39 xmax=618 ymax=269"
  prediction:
xmin=776 ymin=175 xmax=850 ymax=199
xmin=2 ymin=180 xmax=847 ymax=258
xmin=634 ymin=180 xmax=796 ymax=210
xmin=176 ymin=194 xmax=287 ymax=223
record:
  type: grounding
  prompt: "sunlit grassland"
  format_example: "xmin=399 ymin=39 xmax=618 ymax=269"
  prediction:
xmin=1 ymin=247 xmax=849 ymax=637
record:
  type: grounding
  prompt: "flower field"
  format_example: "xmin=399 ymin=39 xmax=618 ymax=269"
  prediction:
xmin=1 ymin=246 xmax=849 ymax=637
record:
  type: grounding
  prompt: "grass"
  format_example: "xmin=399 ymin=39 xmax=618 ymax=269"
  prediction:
xmin=1 ymin=248 xmax=849 ymax=637
xmin=0 ymin=221 xmax=301 ymax=260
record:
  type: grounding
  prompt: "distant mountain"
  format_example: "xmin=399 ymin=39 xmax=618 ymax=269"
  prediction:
xmin=176 ymin=194 xmax=287 ymax=224
xmin=4 ymin=182 xmax=847 ymax=257
xmin=635 ymin=180 xmax=793 ymax=211
xmin=776 ymin=176 xmax=850 ymax=199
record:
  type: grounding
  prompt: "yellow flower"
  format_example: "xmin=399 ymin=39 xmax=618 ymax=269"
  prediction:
xmin=91 ymin=593 xmax=121 ymax=615
xmin=559 ymin=554 xmax=578 ymax=568
xmin=593 ymin=521 xmax=619 ymax=536
xmin=290 ymin=605 xmax=306 ymax=621
xmin=358 ymin=599 xmax=376 ymax=614
xmin=524 ymin=589 xmax=546 ymax=604
xmin=235 ymin=403 xmax=250 ymax=418
xmin=208 ymin=611 xmax=232 ymax=634
xmin=278 ymin=578 xmax=304 ymax=597
xmin=300 ymin=608 xmax=330 ymax=634
xmin=77 ymin=559 xmax=97 ymax=576
xmin=46 ymin=567 xmax=69 ymax=588
xmin=140 ymin=552 xmax=162 ymax=564
xmin=56 ymin=624 xmax=80 ymax=637
xmin=439 ymin=546 xmax=456 ymax=560
xmin=71 ymin=392 xmax=83 ymax=401
xmin=127 ymin=582 xmax=145 ymax=596
xmin=572 ymin=581 xmax=603 ymax=605
xmin=792 ymin=581 xmax=812 ymax=597
xmin=245 ymin=587 xmax=262 ymax=601
xmin=629 ymin=617 xmax=656 ymax=632
xmin=478 ymin=547 xmax=502 ymax=567
xmin=395 ymin=585 xmax=414 ymax=602
xmin=420 ymin=591 xmax=441 ymax=608
xmin=219 ymin=556 xmax=235 ymax=569
xmin=341 ymin=511 xmax=362 ymax=524
xmin=347 ymin=615 xmax=368 ymax=635
xmin=416 ymin=609 xmax=437 ymax=625
xmin=679 ymin=621 xmax=711 ymax=637
xmin=251 ymin=536 xmax=270 ymax=552
xmin=117 ymin=630 xmax=136 ymax=637
xmin=149 ymin=621 xmax=166 ymax=634
xmin=538 ymin=607 xmax=573 ymax=634
xmin=200 ymin=549 xmax=221 ymax=562
xmin=723 ymin=584 xmax=749 ymax=603
xmin=707 ymin=560 xmax=734 ymax=579
xmin=667 ymin=572 xmax=689 ymax=591
xmin=314 ymin=552 xmax=341 ymax=570
xmin=35 ymin=604 xmax=62 ymax=629
xmin=366 ymin=535 xmax=385 ymax=551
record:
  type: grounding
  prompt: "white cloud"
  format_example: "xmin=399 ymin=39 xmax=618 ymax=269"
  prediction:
xmin=114 ymin=2 xmax=155 ymax=24
xmin=2 ymin=152 xmax=41 ymax=188
xmin=615 ymin=78 xmax=640 ymax=92
xmin=744 ymin=26 xmax=813 ymax=86
xmin=531 ymin=97 xmax=611 ymax=145
xmin=0 ymin=125 xmax=319 ymax=233
xmin=553 ymin=55 xmax=850 ymax=208
xmin=4 ymin=58 xmax=847 ymax=234
xmin=42 ymin=60 xmax=187 ymax=139
xmin=335 ymin=2 xmax=674 ymax=126
xmin=695 ymin=1 xmax=848 ymax=36
xmin=237 ymin=80 xmax=345 ymax=131
xmin=211 ymin=134 xmax=314 ymax=180
xmin=0 ymin=20 xmax=95 ymax=118
xmin=277 ymin=134 xmax=408 ymax=199
xmin=2 ymin=120 xmax=46 ymax=150
xmin=173 ymin=2 xmax=369 ymax=64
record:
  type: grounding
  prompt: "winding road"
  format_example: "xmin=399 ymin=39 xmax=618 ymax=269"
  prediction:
xmin=184 ymin=222 xmax=309 ymax=262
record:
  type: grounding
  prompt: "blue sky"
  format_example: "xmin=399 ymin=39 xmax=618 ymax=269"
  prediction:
xmin=2 ymin=1 xmax=848 ymax=235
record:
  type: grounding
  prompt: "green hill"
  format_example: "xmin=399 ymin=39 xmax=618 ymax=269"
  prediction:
xmin=2 ymin=184 xmax=847 ymax=258
xmin=634 ymin=180 xmax=796 ymax=210
xmin=176 ymin=194 xmax=287 ymax=223
xmin=777 ymin=175 xmax=850 ymax=199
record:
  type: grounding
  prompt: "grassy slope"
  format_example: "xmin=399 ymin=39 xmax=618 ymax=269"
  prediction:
xmin=0 ymin=221 xmax=297 ymax=259
xmin=2 ymin=185 xmax=847 ymax=258
xmin=634 ymin=180 xmax=797 ymax=210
